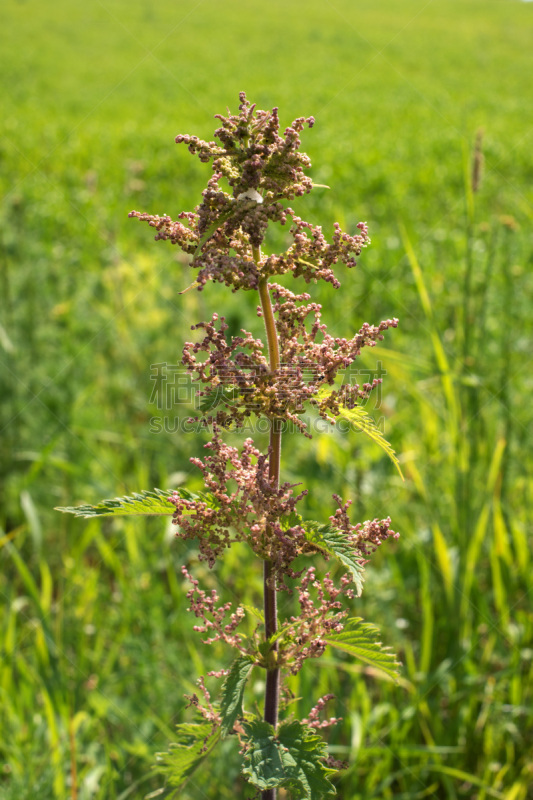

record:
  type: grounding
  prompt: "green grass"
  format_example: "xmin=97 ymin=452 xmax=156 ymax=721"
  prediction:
xmin=1 ymin=0 xmax=533 ymax=797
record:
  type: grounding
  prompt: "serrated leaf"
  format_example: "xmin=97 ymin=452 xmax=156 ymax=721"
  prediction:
xmin=155 ymin=722 xmax=220 ymax=791
xmin=280 ymin=510 xmax=304 ymax=530
xmin=323 ymin=617 xmax=401 ymax=681
xmin=242 ymin=720 xmax=284 ymax=790
xmin=242 ymin=719 xmax=336 ymax=799
xmin=220 ymin=655 xmax=255 ymax=737
xmin=277 ymin=721 xmax=337 ymax=800
xmin=242 ymin=605 xmax=265 ymax=624
xmin=282 ymin=512 xmax=365 ymax=597
xmin=55 ymin=488 xmax=215 ymax=519
xmin=316 ymin=388 xmax=403 ymax=479
xmin=302 ymin=521 xmax=366 ymax=597
xmin=199 ymin=386 xmax=238 ymax=413
xmin=192 ymin=208 xmax=234 ymax=261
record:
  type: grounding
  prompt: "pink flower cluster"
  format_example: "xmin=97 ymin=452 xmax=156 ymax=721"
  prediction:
xmin=181 ymin=565 xmax=247 ymax=653
xmin=129 ymin=92 xmax=372 ymax=294
xmin=181 ymin=92 xmax=315 ymax=200
xmin=170 ymin=430 xmax=310 ymax=578
xmin=185 ymin=675 xmax=222 ymax=742
xmin=278 ymin=568 xmax=355 ymax=675
xmin=260 ymin=217 xmax=369 ymax=289
xmin=171 ymin=432 xmax=396 ymax=584
xmin=330 ymin=495 xmax=399 ymax=559
xmin=180 ymin=286 xmax=397 ymax=436
xmin=302 ymin=694 xmax=341 ymax=730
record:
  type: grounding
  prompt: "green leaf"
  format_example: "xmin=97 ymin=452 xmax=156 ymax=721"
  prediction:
xmin=323 ymin=617 xmax=401 ymax=681
xmin=219 ymin=655 xmax=255 ymax=738
xmin=277 ymin=721 xmax=337 ymax=800
xmin=281 ymin=512 xmax=365 ymax=596
xmin=280 ymin=510 xmax=305 ymax=530
xmin=178 ymin=279 xmax=200 ymax=294
xmin=55 ymin=488 xmax=214 ymax=519
xmin=302 ymin=520 xmax=366 ymax=597
xmin=192 ymin=208 xmax=234 ymax=261
xmin=295 ymin=257 xmax=320 ymax=270
xmin=155 ymin=722 xmax=220 ymax=791
xmin=242 ymin=720 xmax=283 ymax=790
xmin=316 ymin=388 xmax=403 ymax=479
xmin=242 ymin=719 xmax=337 ymax=799
xmin=199 ymin=386 xmax=238 ymax=413
xmin=242 ymin=604 xmax=265 ymax=624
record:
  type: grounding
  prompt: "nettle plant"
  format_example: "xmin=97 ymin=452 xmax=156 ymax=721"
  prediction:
xmin=60 ymin=94 xmax=402 ymax=799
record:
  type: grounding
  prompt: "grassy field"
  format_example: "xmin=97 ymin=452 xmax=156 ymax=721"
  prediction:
xmin=1 ymin=0 xmax=533 ymax=797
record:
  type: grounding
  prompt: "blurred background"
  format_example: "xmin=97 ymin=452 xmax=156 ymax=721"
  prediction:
xmin=1 ymin=0 xmax=532 ymax=797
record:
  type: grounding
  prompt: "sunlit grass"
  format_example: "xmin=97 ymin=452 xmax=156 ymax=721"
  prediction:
xmin=1 ymin=0 xmax=532 ymax=796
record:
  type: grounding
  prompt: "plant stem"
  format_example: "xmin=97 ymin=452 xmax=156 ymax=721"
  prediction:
xmin=256 ymin=253 xmax=282 ymax=800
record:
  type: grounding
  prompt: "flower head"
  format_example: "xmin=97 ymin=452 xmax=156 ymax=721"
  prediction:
xmin=130 ymin=92 xmax=371 ymax=293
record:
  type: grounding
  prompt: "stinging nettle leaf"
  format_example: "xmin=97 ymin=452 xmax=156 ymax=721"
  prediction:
xmin=277 ymin=720 xmax=337 ymax=800
xmin=242 ymin=720 xmax=284 ymax=790
xmin=282 ymin=512 xmax=365 ymax=597
xmin=192 ymin=207 xmax=234 ymax=261
xmin=155 ymin=722 xmax=220 ymax=792
xmin=242 ymin=719 xmax=337 ymax=799
xmin=324 ymin=617 xmax=401 ymax=682
xmin=199 ymin=386 xmax=238 ymax=413
xmin=219 ymin=655 xmax=255 ymax=738
xmin=316 ymin=387 xmax=404 ymax=479
xmin=55 ymin=488 xmax=216 ymax=519
xmin=242 ymin=604 xmax=265 ymax=624
xmin=302 ymin=520 xmax=366 ymax=597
